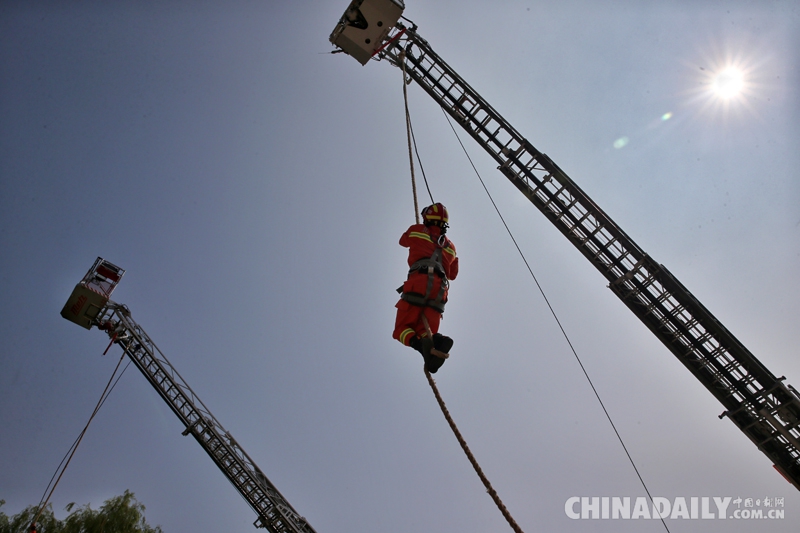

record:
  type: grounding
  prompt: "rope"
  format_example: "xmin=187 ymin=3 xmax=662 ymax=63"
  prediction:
xmin=399 ymin=51 xmax=525 ymax=533
xmin=400 ymin=50 xmax=420 ymax=224
xmin=408 ymin=116 xmax=435 ymax=205
xmin=30 ymin=351 xmax=129 ymax=531
xmin=424 ymin=371 xmax=525 ymax=533
xmin=400 ymin=50 xmax=434 ymax=208
xmin=441 ymin=110 xmax=671 ymax=533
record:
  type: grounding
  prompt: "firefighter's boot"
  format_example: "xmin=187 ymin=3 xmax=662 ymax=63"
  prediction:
xmin=433 ymin=333 xmax=454 ymax=356
xmin=410 ymin=336 xmax=439 ymax=373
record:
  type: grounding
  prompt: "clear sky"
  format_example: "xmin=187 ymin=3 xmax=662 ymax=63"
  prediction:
xmin=1 ymin=1 xmax=799 ymax=532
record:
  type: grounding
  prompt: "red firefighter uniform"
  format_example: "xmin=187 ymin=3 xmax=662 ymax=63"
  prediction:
xmin=393 ymin=222 xmax=458 ymax=346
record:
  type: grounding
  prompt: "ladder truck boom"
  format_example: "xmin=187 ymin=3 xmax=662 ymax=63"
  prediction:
xmin=330 ymin=0 xmax=800 ymax=489
xmin=61 ymin=258 xmax=318 ymax=533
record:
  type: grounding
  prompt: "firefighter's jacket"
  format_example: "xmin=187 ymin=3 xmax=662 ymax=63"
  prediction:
xmin=398 ymin=223 xmax=458 ymax=312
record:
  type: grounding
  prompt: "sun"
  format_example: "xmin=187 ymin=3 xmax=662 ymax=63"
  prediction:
xmin=711 ymin=67 xmax=746 ymax=100
xmin=702 ymin=62 xmax=751 ymax=107
xmin=682 ymin=40 xmax=764 ymax=122
xmin=712 ymin=67 xmax=744 ymax=99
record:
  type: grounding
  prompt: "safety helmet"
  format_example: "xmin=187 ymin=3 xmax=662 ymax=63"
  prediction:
xmin=421 ymin=203 xmax=449 ymax=227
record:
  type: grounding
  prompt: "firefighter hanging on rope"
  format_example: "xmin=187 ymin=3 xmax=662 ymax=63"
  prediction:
xmin=393 ymin=203 xmax=458 ymax=373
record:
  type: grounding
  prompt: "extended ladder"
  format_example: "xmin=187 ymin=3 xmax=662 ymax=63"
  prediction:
xmin=367 ymin=23 xmax=800 ymax=488
xmin=62 ymin=258 xmax=317 ymax=533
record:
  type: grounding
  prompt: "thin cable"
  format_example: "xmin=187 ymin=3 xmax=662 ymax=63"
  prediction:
xmin=394 ymin=32 xmax=431 ymax=206
xmin=441 ymin=108 xmax=671 ymax=533
xmin=31 ymin=353 xmax=129 ymax=530
xmin=36 ymin=359 xmax=132 ymax=508
xmin=401 ymin=46 xmax=435 ymax=209
xmin=408 ymin=115 xmax=435 ymax=204
xmin=400 ymin=50 xmax=420 ymax=223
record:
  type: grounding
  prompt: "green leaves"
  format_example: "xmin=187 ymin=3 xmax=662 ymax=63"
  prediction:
xmin=0 ymin=491 xmax=161 ymax=533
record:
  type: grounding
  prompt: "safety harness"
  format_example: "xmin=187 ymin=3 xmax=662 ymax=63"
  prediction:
xmin=399 ymin=231 xmax=450 ymax=313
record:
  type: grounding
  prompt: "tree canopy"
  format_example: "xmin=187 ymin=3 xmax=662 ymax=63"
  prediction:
xmin=0 ymin=491 xmax=162 ymax=533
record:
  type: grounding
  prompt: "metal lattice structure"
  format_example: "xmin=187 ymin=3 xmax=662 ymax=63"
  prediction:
xmin=61 ymin=261 xmax=317 ymax=533
xmin=103 ymin=303 xmax=317 ymax=533
xmin=99 ymin=302 xmax=316 ymax=532
xmin=370 ymin=23 xmax=800 ymax=488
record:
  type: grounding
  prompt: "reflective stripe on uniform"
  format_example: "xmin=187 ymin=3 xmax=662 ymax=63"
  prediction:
xmin=409 ymin=231 xmax=433 ymax=243
xmin=399 ymin=328 xmax=416 ymax=346
xmin=410 ymin=231 xmax=455 ymax=257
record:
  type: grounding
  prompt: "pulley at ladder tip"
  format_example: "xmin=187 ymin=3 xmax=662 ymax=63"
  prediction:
xmin=393 ymin=203 xmax=458 ymax=374
xmin=329 ymin=0 xmax=406 ymax=65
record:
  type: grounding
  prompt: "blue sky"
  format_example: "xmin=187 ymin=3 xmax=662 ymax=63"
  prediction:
xmin=1 ymin=1 xmax=799 ymax=532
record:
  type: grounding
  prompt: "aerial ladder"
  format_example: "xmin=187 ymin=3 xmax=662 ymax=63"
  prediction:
xmin=60 ymin=258 xmax=318 ymax=533
xmin=329 ymin=0 xmax=800 ymax=489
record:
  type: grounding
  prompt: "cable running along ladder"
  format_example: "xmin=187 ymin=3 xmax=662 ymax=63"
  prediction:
xmin=329 ymin=0 xmax=800 ymax=489
xmin=60 ymin=258 xmax=317 ymax=533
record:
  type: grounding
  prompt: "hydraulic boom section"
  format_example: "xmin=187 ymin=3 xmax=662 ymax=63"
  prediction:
xmin=329 ymin=8 xmax=800 ymax=489
xmin=61 ymin=258 xmax=318 ymax=533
